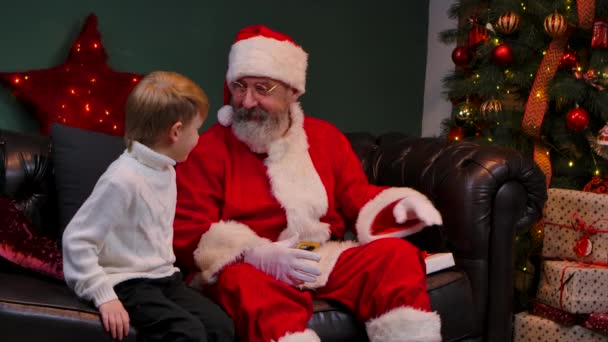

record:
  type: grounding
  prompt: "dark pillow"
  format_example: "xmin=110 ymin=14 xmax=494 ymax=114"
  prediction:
xmin=0 ymin=196 xmax=63 ymax=279
xmin=51 ymin=124 xmax=125 ymax=233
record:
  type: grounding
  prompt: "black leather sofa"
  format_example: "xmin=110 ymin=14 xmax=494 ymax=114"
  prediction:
xmin=0 ymin=128 xmax=547 ymax=341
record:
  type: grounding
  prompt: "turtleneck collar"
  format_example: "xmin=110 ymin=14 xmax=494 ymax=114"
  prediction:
xmin=128 ymin=141 xmax=176 ymax=170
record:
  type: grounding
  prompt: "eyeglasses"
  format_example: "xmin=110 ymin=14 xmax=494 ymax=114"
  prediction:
xmin=230 ymin=81 xmax=278 ymax=98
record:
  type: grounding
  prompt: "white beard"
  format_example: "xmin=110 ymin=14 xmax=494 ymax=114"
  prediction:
xmin=231 ymin=107 xmax=289 ymax=153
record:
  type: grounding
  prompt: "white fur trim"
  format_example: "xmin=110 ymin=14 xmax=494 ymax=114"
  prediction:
xmin=356 ymin=187 xmax=429 ymax=244
xmin=275 ymin=329 xmax=320 ymax=342
xmin=366 ymin=307 xmax=441 ymax=342
xmin=266 ymin=103 xmax=330 ymax=244
xmin=217 ymin=105 xmax=233 ymax=126
xmin=298 ymin=240 xmax=358 ymax=290
xmin=193 ymin=220 xmax=270 ymax=283
xmin=227 ymin=36 xmax=308 ymax=94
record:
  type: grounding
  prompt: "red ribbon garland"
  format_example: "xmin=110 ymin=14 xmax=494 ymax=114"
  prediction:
xmin=544 ymin=212 xmax=608 ymax=257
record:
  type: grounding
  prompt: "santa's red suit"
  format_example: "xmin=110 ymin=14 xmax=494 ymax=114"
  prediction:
xmin=173 ymin=102 xmax=441 ymax=342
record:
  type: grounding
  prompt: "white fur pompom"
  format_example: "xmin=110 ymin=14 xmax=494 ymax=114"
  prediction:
xmin=217 ymin=105 xmax=234 ymax=127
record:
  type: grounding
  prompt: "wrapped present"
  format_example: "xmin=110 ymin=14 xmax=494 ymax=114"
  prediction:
xmin=531 ymin=301 xmax=586 ymax=326
xmin=542 ymin=188 xmax=608 ymax=263
xmin=536 ymin=260 xmax=608 ymax=314
xmin=514 ymin=312 xmax=607 ymax=341
xmin=585 ymin=313 xmax=608 ymax=335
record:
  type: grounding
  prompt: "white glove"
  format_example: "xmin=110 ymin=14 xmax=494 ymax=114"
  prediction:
xmin=243 ymin=234 xmax=322 ymax=286
xmin=393 ymin=194 xmax=443 ymax=227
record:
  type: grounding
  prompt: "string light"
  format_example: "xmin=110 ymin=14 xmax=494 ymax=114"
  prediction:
xmin=568 ymin=161 xmax=574 ymax=167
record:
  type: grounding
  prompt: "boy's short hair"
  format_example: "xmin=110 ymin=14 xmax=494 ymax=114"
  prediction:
xmin=124 ymin=71 xmax=209 ymax=148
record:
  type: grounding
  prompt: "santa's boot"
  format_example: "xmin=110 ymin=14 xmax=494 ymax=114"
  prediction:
xmin=275 ymin=328 xmax=321 ymax=342
xmin=365 ymin=306 xmax=441 ymax=342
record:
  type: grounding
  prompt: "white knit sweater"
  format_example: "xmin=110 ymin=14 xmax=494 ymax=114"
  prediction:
xmin=62 ymin=141 xmax=180 ymax=307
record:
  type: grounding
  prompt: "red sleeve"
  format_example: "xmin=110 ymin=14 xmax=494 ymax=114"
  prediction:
xmin=329 ymin=126 xmax=386 ymax=225
xmin=174 ymin=126 xmax=226 ymax=273
xmin=325 ymin=124 xmax=425 ymax=243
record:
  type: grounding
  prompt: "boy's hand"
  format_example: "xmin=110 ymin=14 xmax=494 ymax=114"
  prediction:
xmin=99 ymin=299 xmax=130 ymax=341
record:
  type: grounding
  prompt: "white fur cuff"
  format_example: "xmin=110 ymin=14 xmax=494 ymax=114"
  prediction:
xmin=275 ymin=329 xmax=320 ymax=342
xmin=366 ymin=306 xmax=441 ymax=342
xmin=356 ymin=187 xmax=428 ymax=244
xmin=193 ymin=220 xmax=270 ymax=283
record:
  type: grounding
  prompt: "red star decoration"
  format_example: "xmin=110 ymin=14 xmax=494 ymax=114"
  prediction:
xmin=0 ymin=13 xmax=140 ymax=136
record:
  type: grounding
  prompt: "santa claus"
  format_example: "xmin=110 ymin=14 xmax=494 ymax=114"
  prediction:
xmin=174 ymin=24 xmax=443 ymax=342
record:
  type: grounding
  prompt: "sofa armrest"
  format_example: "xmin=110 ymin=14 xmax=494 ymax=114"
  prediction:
xmin=371 ymin=135 xmax=547 ymax=341
xmin=372 ymin=136 xmax=547 ymax=260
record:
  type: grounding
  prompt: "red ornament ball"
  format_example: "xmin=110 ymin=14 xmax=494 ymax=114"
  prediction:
xmin=447 ymin=126 xmax=465 ymax=141
xmin=492 ymin=43 xmax=513 ymax=66
xmin=451 ymin=46 xmax=472 ymax=66
xmin=565 ymin=107 xmax=590 ymax=132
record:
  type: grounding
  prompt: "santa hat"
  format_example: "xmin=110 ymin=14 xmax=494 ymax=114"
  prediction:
xmin=217 ymin=25 xmax=308 ymax=126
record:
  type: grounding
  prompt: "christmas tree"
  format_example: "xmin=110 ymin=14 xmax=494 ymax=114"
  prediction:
xmin=441 ymin=0 xmax=608 ymax=190
xmin=440 ymin=0 xmax=608 ymax=310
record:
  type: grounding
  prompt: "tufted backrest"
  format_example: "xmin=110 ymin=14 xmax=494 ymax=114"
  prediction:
xmin=0 ymin=130 xmax=58 ymax=237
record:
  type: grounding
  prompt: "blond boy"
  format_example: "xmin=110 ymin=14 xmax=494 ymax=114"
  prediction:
xmin=62 ymin=71 xmax=234 ymax=342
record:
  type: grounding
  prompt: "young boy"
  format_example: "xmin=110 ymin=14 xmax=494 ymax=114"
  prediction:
xmin=62 ymin=71 xmax=235 ymax=342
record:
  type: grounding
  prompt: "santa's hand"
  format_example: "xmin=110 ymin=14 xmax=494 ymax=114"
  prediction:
xmin=393 ymin=195 xmax=443 ymax=227
xmin=243 ymin=234 xmax=321 ymax=286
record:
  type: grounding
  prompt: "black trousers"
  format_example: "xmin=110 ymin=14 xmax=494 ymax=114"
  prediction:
xmin=114 ymin=272 xmax=235 ymax=342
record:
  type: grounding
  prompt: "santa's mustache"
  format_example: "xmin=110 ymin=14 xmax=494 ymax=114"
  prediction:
xmin=233 ymin=107 xmax=270 ymax=123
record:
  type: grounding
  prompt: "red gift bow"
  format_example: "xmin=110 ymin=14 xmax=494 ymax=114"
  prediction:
xmin=544 ymin=212 xmax=608 ymax=257
xmin=558 ymin=261 xmax=608 ymax=311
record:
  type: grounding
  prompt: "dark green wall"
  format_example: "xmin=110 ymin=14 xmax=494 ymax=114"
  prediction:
xmin=0 ymin=0 xmax=429 ymax=135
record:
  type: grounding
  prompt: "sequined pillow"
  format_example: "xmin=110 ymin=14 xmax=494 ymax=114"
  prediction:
xmin=0 ymin=196 xmax=63 ymax=279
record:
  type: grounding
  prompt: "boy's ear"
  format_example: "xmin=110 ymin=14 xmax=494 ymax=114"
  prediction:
xmin=168 ymin=121 xmax=183 ymax=143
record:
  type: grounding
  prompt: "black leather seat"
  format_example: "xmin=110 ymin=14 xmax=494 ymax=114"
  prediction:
xmin=0 ymin=129 xmax=547 ymax=341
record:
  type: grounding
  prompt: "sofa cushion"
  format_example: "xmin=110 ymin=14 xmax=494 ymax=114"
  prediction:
xmin=0 ymin=265 xmax=136 ymax=342
xmin=50 ymin=124 xmax=124 ymax=233
xmin=427 ymin=270 xmax=477 ymax=341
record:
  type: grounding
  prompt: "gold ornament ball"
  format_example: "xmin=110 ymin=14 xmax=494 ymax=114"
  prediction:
xmin=453 ymin=102 xmax=477 ymax=126
xmin=544 ymin=13 xmax=567 ymax=38
xmin=480 ymin=98 xmax=503 ymax=118
xmin=496 ymin=11 xmax=520 ymax=34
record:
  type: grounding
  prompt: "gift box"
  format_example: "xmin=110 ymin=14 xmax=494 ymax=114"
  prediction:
xmin=536 ymin=260 xmax=608 ymax=314
xmin=513 ymin=312 xmax=606 ymax=341
xmin=542 ymin=188 xmax=608 ymax=263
